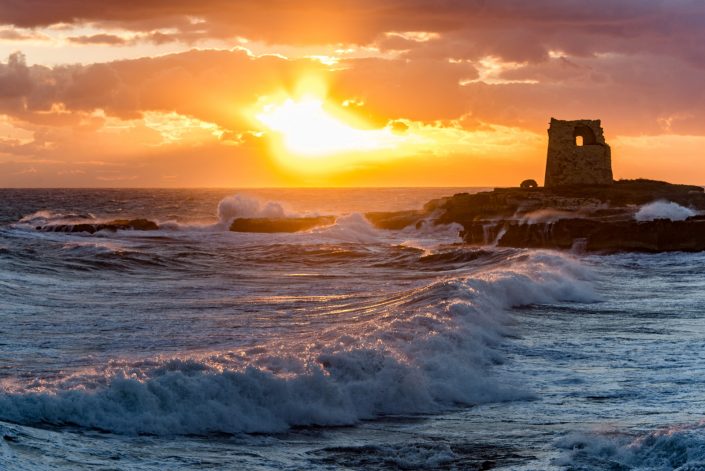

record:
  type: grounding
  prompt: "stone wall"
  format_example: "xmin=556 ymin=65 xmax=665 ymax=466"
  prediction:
xmin=544 ymin=118 xmax=613 ymax=187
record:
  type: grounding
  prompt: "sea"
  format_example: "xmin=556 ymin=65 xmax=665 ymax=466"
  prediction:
xmin=1 ymin=188 xmax=704 ymax=470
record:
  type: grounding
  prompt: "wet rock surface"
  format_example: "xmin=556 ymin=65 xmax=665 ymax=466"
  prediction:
xmin=361 ymin=180 xmax=705 ymax=253
xmin=433 ymin=180 xmax=705 ymax=252
xmin=28 ymin=180 xmax=705 ymax=252
xmin=37 ymin=218 xmax=159 ymax=234
xmin=229 ymin=216 xmax=336 ymax=233
xmin=464 ymin=217 xmax=705 ymax=252
xmin=364 ymin=210 xmax=426 ymax=230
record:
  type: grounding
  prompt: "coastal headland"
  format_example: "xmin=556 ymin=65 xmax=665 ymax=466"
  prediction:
xmin=385 ymin=179 xmax=705 ymax=252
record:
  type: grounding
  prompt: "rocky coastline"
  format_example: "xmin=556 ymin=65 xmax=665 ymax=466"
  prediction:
xmin=36 ymin=218 xmax=159 ymax=234
xmin=418 ymin=179 xmax=705 ymax=252
xmin=31 ymin=180 xmax=705 ymax=253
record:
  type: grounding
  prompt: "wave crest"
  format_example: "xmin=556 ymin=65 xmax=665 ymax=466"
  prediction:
xmin=635 ymin=200 xmax=696 ymax=222
xmin=217 ymin=194 xmax=291 ymax=225
xmin=0 ymin=252 xmax=598 ymax=435
xmin=555 ymin=422 xmax=705 ymax=470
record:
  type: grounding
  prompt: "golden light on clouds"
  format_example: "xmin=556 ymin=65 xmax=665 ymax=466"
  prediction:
xmin=1 ymin=1 xmax=705 ymax=187
xmin=250 ymin=77 xmax=547 ymax=183
xmin=143 ymin=112 xmax=227 ymax=144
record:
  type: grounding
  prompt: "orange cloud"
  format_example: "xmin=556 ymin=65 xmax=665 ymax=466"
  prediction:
xmin=0 ymin=1 xmax=704 ymax=187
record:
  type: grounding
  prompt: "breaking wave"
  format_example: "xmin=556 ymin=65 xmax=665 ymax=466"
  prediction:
xmin=0 ymin=252 xmax=597 ymax=435
xmin=217 ymin=194 xmax=293 ymax=225
xmin=635 ymin=200 xmax=696 ymax=222
xmin=555 ymin=422 xmax=705 ymax=470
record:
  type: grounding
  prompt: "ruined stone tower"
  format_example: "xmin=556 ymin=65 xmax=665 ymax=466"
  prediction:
xmin=544 ymin=118 xmax=613 ymax=187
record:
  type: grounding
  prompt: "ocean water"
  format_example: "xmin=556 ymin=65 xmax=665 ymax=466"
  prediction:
xmin=0 ymin=188 xmax=704 ymax=470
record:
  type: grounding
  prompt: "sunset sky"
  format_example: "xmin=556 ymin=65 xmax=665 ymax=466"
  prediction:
xmin=0 ymin=0 xmax=704 ymax=187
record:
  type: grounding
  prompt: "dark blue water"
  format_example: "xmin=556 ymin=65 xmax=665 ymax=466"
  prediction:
xmin=1 ymin=189 xmax=704 ymax=470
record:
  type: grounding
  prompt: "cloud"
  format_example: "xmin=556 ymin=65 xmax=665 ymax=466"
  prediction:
xmin=0 ymin=28 xmax=48 ymax=41
xmin=0 ymin=52 xmax=32 ymax=99
xmin=0 ymin=1 xmax=704 ymax=186
xmin=1 ymin=33 xmax=705 ymax=141
xmin=0 ymin=1 xmax=700 ymax=63
xmin=68 ymin=34 xmax=129 ymax=45
xmin=0 ymin=48 xmax=474 ymax=130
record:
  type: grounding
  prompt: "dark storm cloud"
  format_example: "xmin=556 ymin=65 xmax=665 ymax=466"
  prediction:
xmin=0 ymin=0 xmax=704 ymax=138
xmin=0 ymin=0 xmax=702 ymax=64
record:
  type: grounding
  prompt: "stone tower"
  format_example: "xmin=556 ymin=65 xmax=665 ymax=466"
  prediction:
xmin=544 ymin=118 xmax=613 ymax=187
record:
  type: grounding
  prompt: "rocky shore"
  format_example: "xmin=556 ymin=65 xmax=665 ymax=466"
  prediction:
xmin=31 ymin=180 xmax=705 ymax=252
xmin=421 ymin=179 xmax=705 ymax=252
xmin=228 ymin=216 xmax=335 ymax=233
xmin=36 ymin=218 xmax=159 ymax=234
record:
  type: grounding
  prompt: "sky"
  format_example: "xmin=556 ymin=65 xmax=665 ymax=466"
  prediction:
xmin=0 ymin=0 xmax=704 ymax=187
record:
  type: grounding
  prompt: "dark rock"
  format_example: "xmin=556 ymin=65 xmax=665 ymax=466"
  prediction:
xmin=412 ymin=179 xmax=705 ymax=253
xmin=229 ymin=216 xmax=335 ymax=233
xmin=364 ymin=210 xmax=425 ymax=230
xmin=461 ymin=218 xmax=705 ymax=252
xmin=433 ymin=180 xmax=705 ymax=225
xmin=37 ymin=218 xmax=159 ymax=234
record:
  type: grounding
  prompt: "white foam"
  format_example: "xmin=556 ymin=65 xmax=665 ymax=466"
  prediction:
xmin=398 ymin=219 xmax=463 ymax=253
xmin=156 ymin=193 xmax=316 ymax=232
xmin=217 ymin=194 xmax=290 ymax=225
xmin=18 ymin=210 xmax=96 ymax=225
xmin=60 ymin=240 xmax=131 ymax=255
xmin=519 ymin=208 xmax=578 ymax=224
xmin=310 ymin=213 xmax=462 ymax=248
xmin=0 ymin=251 xmax=598 ymax=435
xmin=555 ymin=422 xmax=705 ymax=469
xmin=634 ymin=200 xmax=695 ymax=222
xmin=311 ymin=213 xmax=383 ymax=244
xmin=151 ymin=194 xmax=301 ymax=232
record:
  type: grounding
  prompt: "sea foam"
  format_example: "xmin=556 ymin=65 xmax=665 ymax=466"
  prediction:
xmin=217 ymin=194 xmax=290 ymax=225
xmin=634 ymin=200 xmax=695 ymax=222
xmin=555 ymin=422 xmax=705 ymax=470
xmin=0 ymin=251 xmax=598 ymax=435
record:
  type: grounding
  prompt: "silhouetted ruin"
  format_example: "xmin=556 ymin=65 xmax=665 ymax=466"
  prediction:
xmin=544 ymin=118 xmax=613 ymax=187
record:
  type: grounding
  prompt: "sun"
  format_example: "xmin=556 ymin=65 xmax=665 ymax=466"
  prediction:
xmin=257 ymin=97 xmax=391 ymax=157
xmin=253 ymin=78 xmax=403 ymax=172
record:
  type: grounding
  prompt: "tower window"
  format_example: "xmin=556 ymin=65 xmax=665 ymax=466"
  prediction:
xmin=573 ymin=125 xmax=597 ymax=146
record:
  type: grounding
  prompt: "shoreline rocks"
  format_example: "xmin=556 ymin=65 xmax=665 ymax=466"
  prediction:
xmin=228 ymin=216 xmax=335 ymax=233
xmin=462 ymin=216 xmax=705 ymax=252
xmin=28 ymin=179 xmax=705 ymax=252
xmin=37 ymin=218 xmax=159 ymax=234
xmin=428 ymin=180 xmax=705 ymax=252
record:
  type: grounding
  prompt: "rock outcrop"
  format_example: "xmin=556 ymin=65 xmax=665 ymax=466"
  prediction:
xmin=463 ymin=216 xmax=705 ymax=252
xmin=229 ymin=216 xmax=335 ymax=233
xmin=426 ymin=180 xmax=705 ymax=252
xmin=37 ymin=218 xmax=159 ymax=234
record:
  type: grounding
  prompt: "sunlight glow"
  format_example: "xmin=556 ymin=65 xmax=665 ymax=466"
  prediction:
xmin=257 ymin=97 xmax=396 ymax=158
xmin=251 ymin=76 xmax=406 ymax=174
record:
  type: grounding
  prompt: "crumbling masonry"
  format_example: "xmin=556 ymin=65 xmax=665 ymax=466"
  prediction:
xmin=544 ymin=118 xmax=613 ymax=187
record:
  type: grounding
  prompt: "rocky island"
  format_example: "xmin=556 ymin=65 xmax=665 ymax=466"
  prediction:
xmin=371 ymin=118 xmax=705 ymax=252
xmin=419 ymin=179 xmax=705 ymax=252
